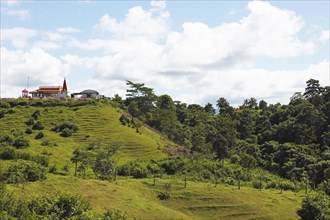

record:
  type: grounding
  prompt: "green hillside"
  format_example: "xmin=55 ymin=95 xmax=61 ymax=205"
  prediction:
xmin=0 ymin=102 xmax=168 ymax=167
xmin=0 ymin=100 xmax=304 ymax=219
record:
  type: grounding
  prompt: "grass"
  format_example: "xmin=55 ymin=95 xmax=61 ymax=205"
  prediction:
xmin=1 ymin=102 xmax=302 ymax=219
xmin=1 ymin=104 xmax=170 ymax=169
xmin=7 ymin=175 xmax=302 ymax=219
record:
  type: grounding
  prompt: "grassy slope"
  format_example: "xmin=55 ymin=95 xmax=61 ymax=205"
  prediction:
xmin=0 ymin=104 xmax=169 ymax=167
xmin=8 ymin=175 xmax=302 ymax=220
xmin=1 ymin=103 xmax=302 ymax=219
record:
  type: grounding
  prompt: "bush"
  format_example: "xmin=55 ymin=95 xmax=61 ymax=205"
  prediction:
xmin=0 ymin=110 xmax=5 ymax=118
xmin=0 ymin=134 xmax=14 ymax=145
xmin=119 ymin=115 xmax=130 ymax=126
xmin=0 ymin=101 xmax=11 ymax=108
xmin=53 ymin=123 xmax=78 ymax=137
xmin=281 ymin=180 xmax=295 ymax=191
xmin=297 ymin=192 xmax=330 ymax=220
xmin=25 ymin=118 xmax=35 ymax=126
xmin=2 ymin=161 xmax=46 ymax=183
xmin=0 ymin=146 xmax=16 ymax=159
xmin=31 ymin=110 xmax=41 ymax=120
xmin=32 ymin=121 xmax=44 ymax=130
xmin=53 ymin=123 xmax=78 ymax=132
xmin=252 ymin=180 xmax=263 ymax=189
xmin=35 ymin=132 xmax=44 ymax=139
xmin=25 ymin=128 xmax=33 ymax=134
xmin=103 ymin=209 xmax=128 ymax=220
xmin=157 ymin=192 xmax=170 ymax=200
xmin=49 ymin=165 xmax=57 ymax=174
xmin=265 ymin=181 xmax=277 ymax=189
xmin=61 ymin=128 xmax=73 ymax=137
xmin=13 ymin=137 xmax=30 ymax=149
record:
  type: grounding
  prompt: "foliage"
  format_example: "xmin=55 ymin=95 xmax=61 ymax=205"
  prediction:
xmin=0 ymin=161 xmax=46 ymax=184
xmin=32 ymin=121 xmax=44 ymax=130
xmin=53 ymin=123 xmax=78 ymax=137
xmin=13 ymin=137 xmax=30 ymax=149
xmin=35 ymin=132 xmax=44 ymax=139
xmin=297 ymin=192 xmax=330 ymax=220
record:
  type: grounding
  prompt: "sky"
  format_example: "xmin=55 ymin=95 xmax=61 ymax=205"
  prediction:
xmin=1 ymin=0 xmax=329 ymax=106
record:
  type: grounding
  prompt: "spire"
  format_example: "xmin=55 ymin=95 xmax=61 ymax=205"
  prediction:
xmin=62 ymin=78 xmax=68 ymax=92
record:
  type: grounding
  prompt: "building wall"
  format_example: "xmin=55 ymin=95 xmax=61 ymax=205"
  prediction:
xmin=81 ymin=93 xmax=99 ymax=98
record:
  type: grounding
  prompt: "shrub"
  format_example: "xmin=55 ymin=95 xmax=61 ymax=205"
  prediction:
xmin=2 ymin=161 xmax=46 ymax=183
xmin=32 ymin=121 xmax=44 ymax=130
xmin=281 ymin=180 xmax=295 ymax=191
xmin=53 ymin=123 xmax=78 ymax=137
xmin=0 ymin=110 xmax=5 ymax=119
xmin=25 ymin=118 xmax=35 ymax=126
xmin=119 ymin=115 xmax=130 ymax=126
xmin=25 ymin=128 xmax=33 ymax=134
xmin=265 ymin=181 xmax=277 ymax=189
xmin=0 ymin=146 xmax=16 ymax=159
xmin=157 ymin=192 xmax=170 ymax=200
xmin=252 ymin=180 xmax=263 ymax=189
xmin=31 ymin=110 xmax=41 ymax=120
xmin=13 ymin=137 xmax=30 ymax=149
xmin=0 ymin=101 xmax=11 ymax=108
xmin=35 ymin=132 xmax=44 ymax=139
xmin=297 ymin=192 xmax=330 ymax=220
xmin=53 ymin=123 xmax=78 ymax=132
xmin=49 ymin=165 xmax=57 ymax=174
xmin=61 ymin=128 xmax=73 ymax=137
xmin=103 ymin=209 xmax=128 ymax=220
xmin=0 ymin=134 xmax=14 ymax=145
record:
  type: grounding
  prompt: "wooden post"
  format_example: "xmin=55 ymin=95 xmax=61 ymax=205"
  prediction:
xmin=153 ymin=178 xmax=156 ymax=186
xmin=184 ymin=176 xmax=187 ymax=188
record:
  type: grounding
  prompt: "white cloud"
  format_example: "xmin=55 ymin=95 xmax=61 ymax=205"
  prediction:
xmin=65 ymin=0 xmax=324 ymax=105
xmin=1 ymin=0 xmax=328 ymax=105
xmin=45 ymin=31 xmax=67 ymax=41
xmin=57 ymin=27 xmax=81 ymax=33
xmin=94 ymin=2 xmax=169 ymax=41
xmin=6 ymin=9 xmax=30 ymax=20
xmin=320 ymin=30 xmax=330 ymax=41
xmin=33 ymin=41 xmax=62 ymax=50
xmin=0 ymin=47 xmax=69 ymax=97
xmin=1 ymin=28 xmax=37 ymax=48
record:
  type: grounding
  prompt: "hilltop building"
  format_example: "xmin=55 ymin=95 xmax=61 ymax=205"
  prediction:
xmin=22 ymin=89 xmax=29 ymax=98
xmin=29 ymin=78 xmax=69 ymax=98
xmin=72 ymin=89 xmax=103 ymax=98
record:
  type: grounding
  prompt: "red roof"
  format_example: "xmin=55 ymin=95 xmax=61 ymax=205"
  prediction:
xmin=62 ymin=78 xmax=68 ymax=92
xmin=22 ymin=89 xmax=28 ymax=92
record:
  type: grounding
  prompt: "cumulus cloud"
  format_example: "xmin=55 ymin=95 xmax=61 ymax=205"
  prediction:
xmin=1 ymin=28 xmax=37 ymax=48
xmin=1 ymin=1 xmax=328 ymax=105
xmin=0 ymin=47 xmax=69 ymax=97
xmin=93 ymin=1 xmax=169 ymax=41
xmin=57 ymin=27 xmax=81 ymax=33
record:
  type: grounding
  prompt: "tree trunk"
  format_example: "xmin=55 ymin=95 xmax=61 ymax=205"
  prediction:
xmin=221 ymin=159 xmax=225 ymax=177
xmin=238 ymin=176 xmax=240 ymax=190
xmin=74 ymin=162 xmax=77 ymax=177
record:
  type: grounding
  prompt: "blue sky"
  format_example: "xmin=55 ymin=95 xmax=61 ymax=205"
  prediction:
xmin=1 ymin=0 xmax=329 ymax=106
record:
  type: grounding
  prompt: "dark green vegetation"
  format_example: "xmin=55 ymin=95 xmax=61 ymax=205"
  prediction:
xmin=0 ymin=79 xmax=329 ymax=219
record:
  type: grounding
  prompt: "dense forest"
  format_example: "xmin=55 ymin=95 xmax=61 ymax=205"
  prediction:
xmin=0 ymin=78 xmax=329 ymax=219
xmin=117 ymin=79 xmax=329 ymax=188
